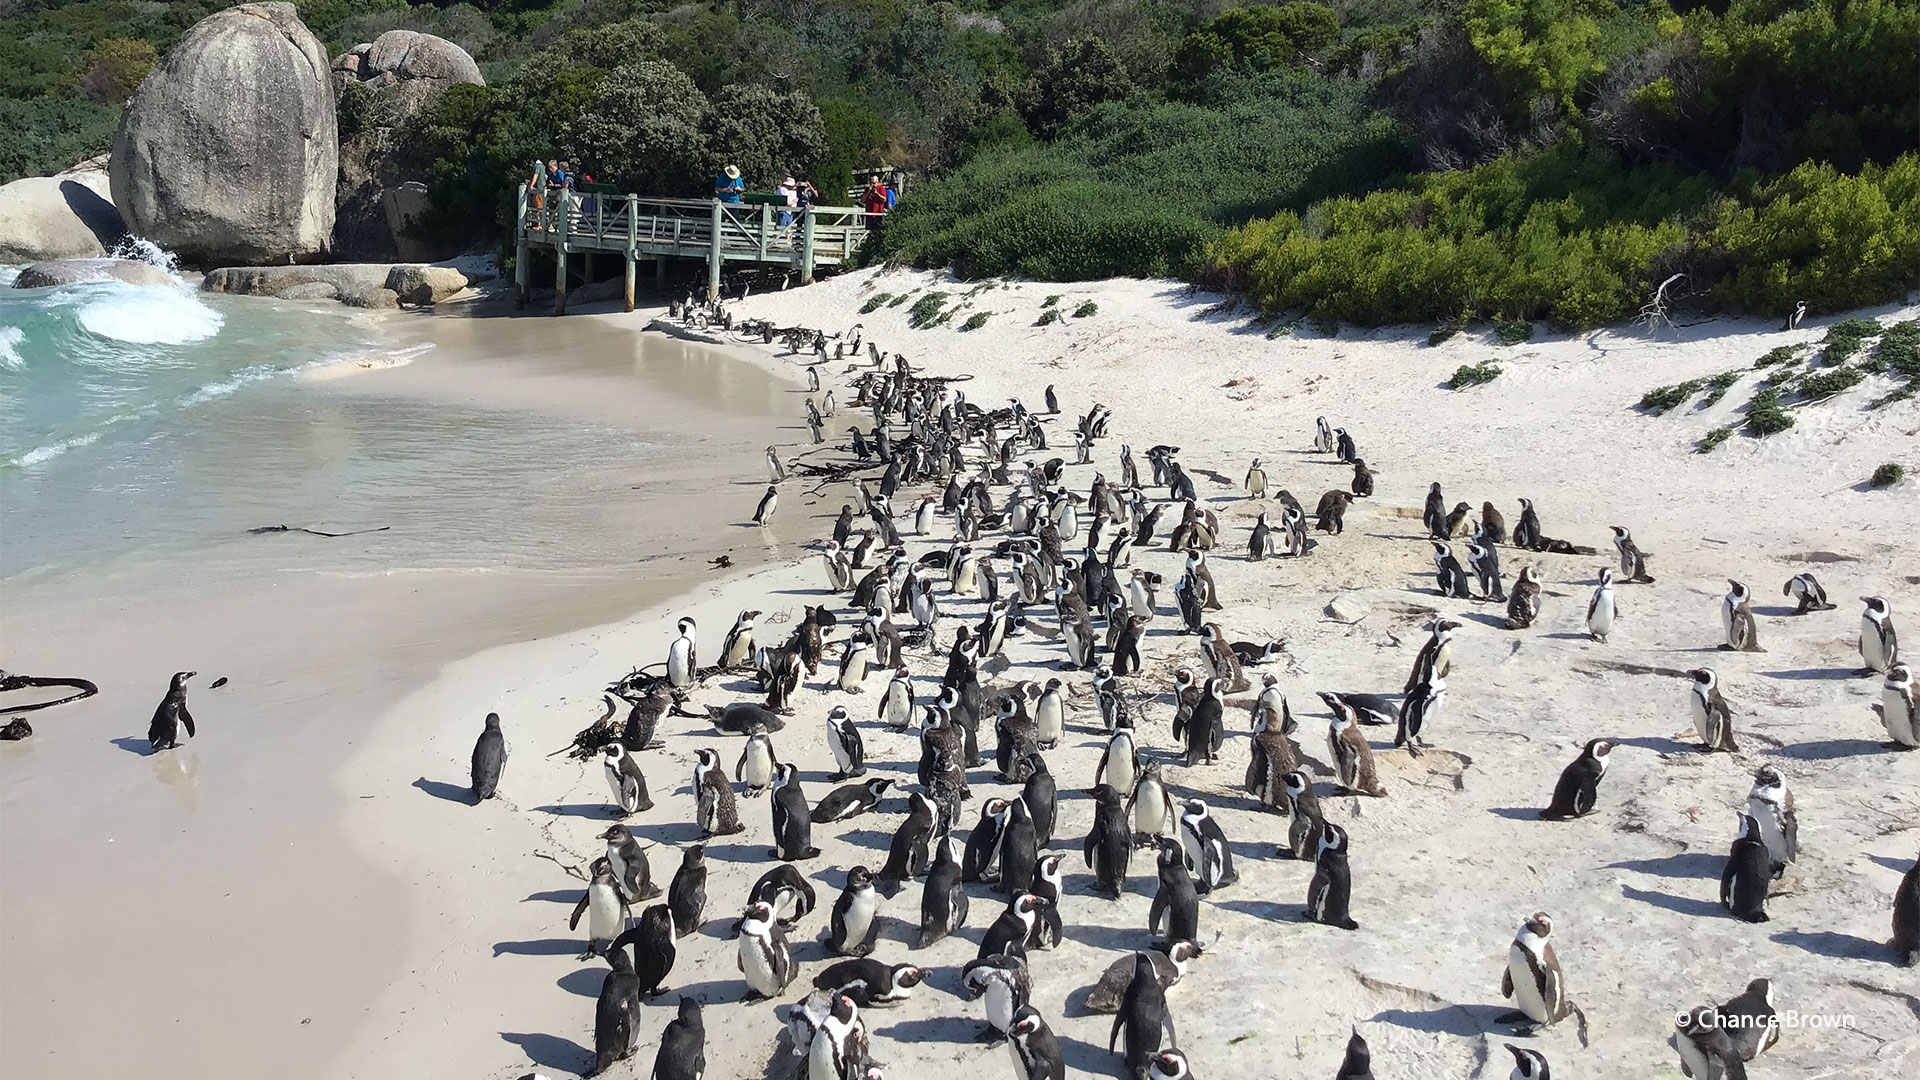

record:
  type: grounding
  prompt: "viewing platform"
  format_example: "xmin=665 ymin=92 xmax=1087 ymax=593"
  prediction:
xmin=513 ymin=187 xmax=874 ymax=313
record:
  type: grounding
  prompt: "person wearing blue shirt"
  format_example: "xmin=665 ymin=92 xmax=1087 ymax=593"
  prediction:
xmin=715 ymin=164 xmax=744 ymax=203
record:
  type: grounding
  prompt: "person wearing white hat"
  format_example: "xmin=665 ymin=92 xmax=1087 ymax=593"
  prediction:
xmin=715 ymin=164 xmax=744 ymax=204
xmin=777 ymin=175 xmax=798 ymax=227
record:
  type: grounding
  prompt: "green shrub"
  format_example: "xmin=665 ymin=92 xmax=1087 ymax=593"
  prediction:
xmin=1072 ymin=301 xmax=1098 ymax=318
xmin=1794 ymin=365 xmax=1865 ymax=400
xmin=1429 ymin=315 xmax=1468 ymax=346
xmin=908 ymin=293 xmax=949 ymax=328
xmin=1873 ymin=320 xmax=1920 ymax=377
xmin=1449 ymin=362 xmax=1502 ymax=389
xmin=1036 ymin=309 xmax=1062 ymax=326
xmin=1870 ymin=462 xmax=1906 ymax=487
xmin=1745 ymin=388 xmax=1794 ymax=435
xmin=1869 ymin=386 xmax=1914 ymax=409
xmin=1754 ymin=345 xmax=1802 ymax=367
xmin=1700 ymin=370 xmax=1743 ymax=406
xmin=1042 ymin=295 xmax=1061 ymax=308
xmin=1818 ymin=318 xmax=1881 ymax=365
xmin=859 ymin=293 xmax=893 ymax=314
xmin=960 ymin=312 xmax=989 ymax=331
xmin=1266 ymin=323 xmax=1293 ymax=339
xmin=888 ymin=293 xmax=912 ymax=308
xmin=1639 ymin=379 xmax=1704 ymax=414
xmin=1699 ymin=427 xmax=1733 ymax=453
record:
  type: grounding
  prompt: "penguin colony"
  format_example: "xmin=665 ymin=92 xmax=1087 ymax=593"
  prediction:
xmin=422 ymin=324 xmax=1915 ymax=1080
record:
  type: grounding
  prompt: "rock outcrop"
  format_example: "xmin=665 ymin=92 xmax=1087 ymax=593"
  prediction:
xmin=0 ymin=172 xmax=126 ymax=264
xmin=331 ymin=31 xmax=483 ymax=261
xmin=109 ymin=3 xmax=338 ymax=266
xmin=201 ymin=262 xmax=473 ymax=305
xmin=12 ymin=258 xmax=174 ymax=289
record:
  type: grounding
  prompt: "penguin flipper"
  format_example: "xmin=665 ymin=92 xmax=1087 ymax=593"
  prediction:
xmin=571 ymin=892 xmax=591 ymax=931
xmin=1108 ymin=1010 xmax=1124 ymax=1053
xmin=178 ymin=705 xmax=196 ymax=739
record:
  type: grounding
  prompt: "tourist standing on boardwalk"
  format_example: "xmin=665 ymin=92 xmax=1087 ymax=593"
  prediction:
xmin=715 ymin=164 xmax=744 ymax=203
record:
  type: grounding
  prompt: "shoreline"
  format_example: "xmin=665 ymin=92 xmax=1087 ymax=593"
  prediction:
xmin=0 ymin=296 xmax=814 ymax=1080
xmin=322 ymin=267 xmax=1918 ymax=1079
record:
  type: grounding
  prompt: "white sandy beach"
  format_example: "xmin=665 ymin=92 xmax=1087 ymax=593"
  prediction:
xmin=321 ymin=270 xmax=1917 ymax=1080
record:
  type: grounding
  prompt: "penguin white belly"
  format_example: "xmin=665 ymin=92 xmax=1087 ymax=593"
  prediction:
xmin=740 ymin=938 xmax=781 ymax=995
xmin=840 ymin=658 xmax=869 ymax=691
xmin=1102 ymin=757 xmax=1135 ymax=795
xmin=883 ymin=689 xmax=911 ymax=727
xmin=1128 ymin=582 xmax=1151 ymax=617
xmin=668 ymin=642 xmax=693 ymax=687
xmin=1035 ymin=703 xmax=1063 ymax=745
xmin=1588 ymin=599 xmax=1613 ymax=637
xmin=830 ymin=731 xmax=855 ymax=772
xmin=954 ymin=560 xmax=979 ymax=597
xmin=607 ymin=849 xmax=631 ymax=889
xmin=1507 ymin=946 xmax=1550 ymax=1024
xmin=1884 ymin=689 xmax=1918 ymax=745
xmin=808 ymin=1024 xmax=839 ymax=1078
xmin=744 ymin=754 xmax=773 ymax=790
xmin=1006 ymin=1036 xmax=1027 ymax=1075
xmin=916 ymin=506 xmax=935 ymax=534
xmin=1862 ymin=622 xmax=1889 ymax=670
xmin=588 ymin=884 xmax=626 ymax=942
xmin=771 ymin=890 xmax=801 ymax=924
xmin=1674 ymin=1033 xmax=1718 ymax=1080
xmin=1134 ymin=786 xmax=1168 ymax=835
xmin=1690 ymin=694 xmax=1712 ymax=743
xmin=840 ymin=891 xmax=876 ymax=948
xmin=983 ymin=980 xmax=1015 ymax=1032
xmin=1749 ymin=807 xmax=1788 ymax=865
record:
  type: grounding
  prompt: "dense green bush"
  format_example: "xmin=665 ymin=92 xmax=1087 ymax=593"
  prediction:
xmin=1207 ymin=146 xmax=1920 ymax=328
xmin=1745 ymin=388 xmax=1794 ymax=435
xmin=1699 ymin=427 xmax=1732 ymax=452
xmin=1871 ymin=462 xmax=1906 ymax=487
xmin=1449 ymin=361 xmax=1502 ymax=388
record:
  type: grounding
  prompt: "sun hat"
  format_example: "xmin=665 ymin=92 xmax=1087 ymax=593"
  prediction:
xmin=724 ymin=164 xmax=741 ymax=179
xmin=781 ymin=176 xmax=796 ymax=186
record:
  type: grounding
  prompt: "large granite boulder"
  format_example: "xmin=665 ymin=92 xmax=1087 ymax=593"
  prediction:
xmin=109 ymin=3 xmax=337 ymax=266
xmin=12 ymin=258 xmax=174 ymax=289
xmin=0 ymin=172 xmax=126 ymax=264
xmin=331 ymin=31 xmax=482 ymax=260
xmin=201 ymin=262 xmax=469 ymax=304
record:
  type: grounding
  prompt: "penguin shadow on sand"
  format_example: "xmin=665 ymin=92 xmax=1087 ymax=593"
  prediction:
xmin=628 ymin=817 xmax=707 ymax=847
xmin=1769 ymin=929 xmax=1893 ymax=963
xmin=1365 ymin=1000 xmax=1512 ymax=1040
xmin=556 ymin=964 xmax=609 ymax=998
xmin=874 ymin=1012 xmax=993 ymax=1049
xmin=1758 ymin=665 xmax=1862 ymax=681
xmin=1454 ymin=610 xmax=1513 ymax=630
xmin=1607 ymin=734 xmax=1695 ymax=754
xmin=1488 ymin=806 xmax=1547 ymax=821
xmin=1766 ymin=737 xmax=1889 ymax=761
xmin=1604 ymin=852 xmax=1723 ymax=879
xmin=411 ymin=776 xmax=481 ymax=805
xmin=1213 ymin=897 xmax=1310 ymax=923
xmin=533 ymin=801 xmax=622 ymax=819
xmin=109 ymin=736 xmax=156 ymax=756
xmin=1053 ymin=1032 xmax=1128 ymax=1076
xmin=1061 ymin=920 xmax=1145 ymax=952
xmin=1618 ymin=882 xmax=1726 ymax=919
xmin=498 ymin=1031 xmax=593 ymax=1074
xmin=492 ymin=936 xmax=586 ymax=957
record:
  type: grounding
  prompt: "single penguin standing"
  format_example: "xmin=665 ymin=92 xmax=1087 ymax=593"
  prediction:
xmin=1673 ymin=1006 xmax=1747 ymax=1080
xmin=667 ymin=843 xmax=707 ymax=937
xmin=1721 ymin=813 xmax=1775 ymax=923
xmin=1893 ymin=846 xmax=1918 ymax=966
xmin=1085 ymin=784 xmax=1134 ymax=900
xmin=146 ymin=671 xmax=197 ymax=753
xmin=601 ymin=742 xmax=653 ymax=815
xmin=1008 ymin=1005 xmax=1067 ymax=1080
xmin=1586 ymin=567 xmax=1618 ymax=643
xmin=828 ymin=865 xmax=882 ymax=957
xmin=1540 ymin=739 xmax=1612 ymax=820
xmin=667 ymin=616 xmax=698 ymax=689
xmin=1746 ymin=765 xmax=1797 ymax=870
xmin=825 ymin=705 xmax=867 ymax=781
xmin=918 ymin=834 xmax=969 ymax=948
xmin=1497 ymin=911 xmax=1570 ymax=1033
xmin=753 ymin=484 xmax=780 ymax=526
xmin=1177 ymin=798 xmax=1236 ymax=893
xmin=1305 ymin=822 xmax=1359 ymax=930
xmin=1280 ymin=771 xmax=1325 ymax=860
xmin=1861 ymin=595 xmax=1899 ymax=673
xmin=601 ymin=823 xmax=660 ymax=903
xmin=1323 ymin=694 xmax=1387 ymax=797
xmin=736 ymin=901 xmax=795 ymax=1000
xmin=570 ymin=857 xmax=631 ymax=958
xmin=1883 ymin=663 xmax=1918 ymax=748
xmin=1109 ymin=951 xmax=1178 ymax=1080
xmin=769 ymin=763 xmax=821 ymax=861
xmin=693 ymin=748 xmax=746 ymax=837
xmin=611 ymin=903 xmax=677 ymax=997
xmin=1148 ymin=838 xmax=1201 ymax=947
xmin=736 ymin=730 xmax=780 ymax=796
xmin=1721 ymin=580 xmax=1763 ymax=652
xmin=652 ymin=996 xmax=705 ymax=1080
xmin=1720 ymin=978 xmax=1780 ymax=1063
xmin=1688 ymin=668 xmax=1739 ymax=752
xmin=470 ymin=712 xmax=505 ymax=800
xmin=591 ymin=947 xmax=643 ymax=1075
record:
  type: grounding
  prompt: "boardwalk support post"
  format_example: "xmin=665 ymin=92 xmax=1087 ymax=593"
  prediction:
xmin=553 ymin=190 xmax=570 ymax=315
xmin=514 ymin=185 xmax=530 ymax=310
xmin=800 ymin=208 xmax=816 ymax=286
xmin=707 ymin=198 xmax=723 ymax=302
xmin=624 ymin=196 xmax=638 ymax=312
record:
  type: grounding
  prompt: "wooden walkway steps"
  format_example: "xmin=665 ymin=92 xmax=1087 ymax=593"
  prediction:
xmin=513 ymin=188 xmax=874 ymax=313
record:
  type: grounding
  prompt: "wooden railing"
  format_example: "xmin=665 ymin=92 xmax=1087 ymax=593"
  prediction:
xmin=514 ymin=186 xmax=877 ymax=312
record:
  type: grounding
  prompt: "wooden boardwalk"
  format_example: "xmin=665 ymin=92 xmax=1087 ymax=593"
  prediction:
xmin=514 ymin=188 xmax=873 ymax=313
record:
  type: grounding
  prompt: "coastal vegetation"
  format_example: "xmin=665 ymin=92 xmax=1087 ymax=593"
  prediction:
xmin=3 ymin=0 xmax=1914 ymax=330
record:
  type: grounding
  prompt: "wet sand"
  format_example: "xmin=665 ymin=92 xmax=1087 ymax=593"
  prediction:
xmin=0 ymin=301 xmax=807 ymax=1080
